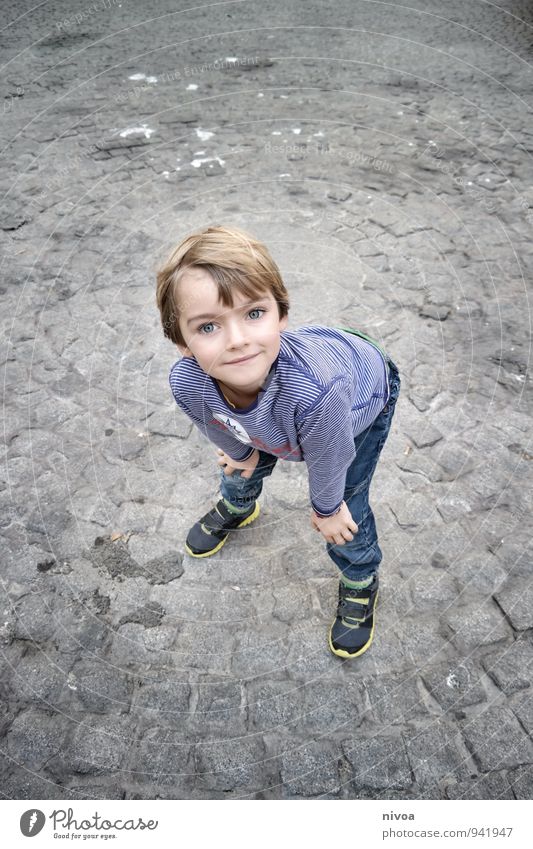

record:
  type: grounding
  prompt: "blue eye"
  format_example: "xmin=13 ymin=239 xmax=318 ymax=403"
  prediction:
xmin=198 ymin=308 xmax=266 ymax=334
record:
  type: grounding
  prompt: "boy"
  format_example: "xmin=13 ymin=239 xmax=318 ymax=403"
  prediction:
xmin=156 ymin=225 xmax=400 ymax=658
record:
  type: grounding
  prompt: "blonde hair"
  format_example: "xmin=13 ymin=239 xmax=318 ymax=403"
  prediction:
xmin=156 ymin=224 xmax=290 ymax=346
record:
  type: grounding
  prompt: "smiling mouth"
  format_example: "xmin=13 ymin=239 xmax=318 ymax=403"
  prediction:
xmin=226 ymin=353 xmax=259 ymax=364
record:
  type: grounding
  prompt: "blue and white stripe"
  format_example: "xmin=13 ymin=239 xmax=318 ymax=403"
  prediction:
xmin=169 ymin=325 xmax=390 ymax=517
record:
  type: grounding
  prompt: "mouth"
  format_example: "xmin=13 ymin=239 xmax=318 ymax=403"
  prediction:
xmin=226 ymin=353 xmax=259 ymax=365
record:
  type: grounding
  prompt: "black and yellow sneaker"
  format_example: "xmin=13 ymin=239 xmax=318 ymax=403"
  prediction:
xmin=328 ymin=574 xmax=379 ymax=658
xmin=185 ymin=498 xmax=260 ymax=558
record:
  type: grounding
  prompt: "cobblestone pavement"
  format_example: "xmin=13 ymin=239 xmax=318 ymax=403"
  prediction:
xmin=1 ymin=0 xmax=533 ymax=800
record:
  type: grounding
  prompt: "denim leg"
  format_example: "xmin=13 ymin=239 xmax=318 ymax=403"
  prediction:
xmin=219 ymin=449 xmax=278 ymax=510
xmin=325 ymin=361 xmax=401 ymax=583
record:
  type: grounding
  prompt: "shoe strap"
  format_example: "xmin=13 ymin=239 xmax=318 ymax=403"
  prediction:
xmin=339 ymin=583 xmax=375 ymax=622
xmin=201 ymin=501 xmax=250 ymax=533
xmin=340 ymin=597 xmax=370 ymax=622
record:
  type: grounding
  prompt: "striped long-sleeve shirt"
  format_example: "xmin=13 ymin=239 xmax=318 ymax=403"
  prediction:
xmin=169 ymin=325 xmax=390 ymax=517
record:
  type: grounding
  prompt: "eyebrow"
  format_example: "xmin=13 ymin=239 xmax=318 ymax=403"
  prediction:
xmin=186 ymin=299 xmax=269 ymax=325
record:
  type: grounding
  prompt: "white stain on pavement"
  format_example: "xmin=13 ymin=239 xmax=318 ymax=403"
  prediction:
xmin=118 ymin=125 xmax=156 ymax=139
xmin=128 ymin=73 xmax=158 ymax=83
xmin=195 ymin=128 xmax=214 ymax=141
xmin=191 ymin=155 xmax=225 ymax=168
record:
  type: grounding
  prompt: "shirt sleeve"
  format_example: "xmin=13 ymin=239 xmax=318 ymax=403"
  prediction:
xmin=296 ymin=377 xmax=356 ymax=517
xmin=170 ymin=381 xmax=256 ymax=463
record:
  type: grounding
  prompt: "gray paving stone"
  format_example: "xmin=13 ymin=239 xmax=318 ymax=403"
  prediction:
xmin=111 ymin=501 xmax=163 ymax=535
xmin=388 ymin=491 xmax=437 ymax=527
xmin=404 ymin=723 xmax=472 ymax=787
xmin=118 ymin=601 xmax=166 ymax=629
xmin=107 ymin=622 xmax=175 ymax=668
xmin=69 ymin=659 xmax=134 ymax=714
xmin=461 ymin=706 xmax=533 ymax=771
xmin=139 ymin=625 xmax=178 ymax=652
xmin=365 ymin=673 xmax=429 ymax=725
xmin=494 ymin=576 xmax=533 ymax=631
xmin=342 ymin=733 xmax=413 ymax=791
xmin=52 ymin=604 xmax=110 ymax=654
xmin=13 ymin=592 xmax=57 ymax=642
xmin=8 ymin=648 xmax=72 ymax=707
xmin=397 ymin=524 xmax=472 ymax=569
xmin=420 ymin=659 xmax=487 ymax=713
xmin=394 ymin=616 xmax=454 ymax=666
xmin=84 ymin=536 xmax=163 ymax=582
xmin=403 ymin=419 xmax=443 ymax=450
xmin=401 ymin=571 xmax=460 ymax=610
xmin=142 ymin=553 xmax=185 ymax=584
xmin=172 ymin=622 xmax=237 ymax=674
xmin=7 ymin=709 xmax=66 ymax=769
xmin=1 ymin=767 xmax=74 ymax=800
xmin=436 ymin=492 xmax=477 ymax=523
xmin=446 ymin=549 xmax=509 ymax=596
xmin=128 ymin=727 xmax=191 ymax=792
xmin=301 ymin=679 xmax=367 ymax=734
xmin=444 ymin=600 xmax=513 ymax=651
xmin=155 ymin=580 xmax=255 ymax=623
xmin=60 ymin=783 xmax=126 ymax=800
xmin=508 ymin=765 xmax=533 ymax=800
xmin=396 ymin=449 xmax=445 ymax=481
xmin=482 ymin=637 xmax=533 ymax=695
xmin=509 ymin=689 xmax=533 ymax=737
xmin=231 ymin=626 xmax=290 ymax=678
xmin=190 ymin=679 xmax=245 ymax=736
xmin=54 ymin=716 xmax=131 ymax=776
xmin=491 ymin=537 xmax=532 ymax=582
xmin=280 ymin=741 xmax=341 ymax=798
xmin=284 ymin=619 xmax=348 ymax=678
xmin=125 ymin=535 xmax=183 ymax=568
xmin=429 ymin=442 xmax=478 ymax=481
xmin=195 ymin=735 xmax=269 ymax=793
xmin=131 ymin=677 xmax=191 ymax=729
xmin=247 ymin=679 xmax=302 ymax=732
xmin=444 ymin=771 xmax=514 ymax=800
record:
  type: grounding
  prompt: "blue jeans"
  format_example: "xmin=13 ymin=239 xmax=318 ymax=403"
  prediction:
xmin=219 ymin=359 xmax=401 ymax=583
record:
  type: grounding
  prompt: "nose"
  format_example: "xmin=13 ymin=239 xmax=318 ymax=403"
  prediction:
xmin=226 ymin=318 xmax=249 ymax=350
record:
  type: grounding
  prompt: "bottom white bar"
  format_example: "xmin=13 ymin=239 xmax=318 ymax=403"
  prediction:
xmin=3 ymin=799 xmax=531 ymax=848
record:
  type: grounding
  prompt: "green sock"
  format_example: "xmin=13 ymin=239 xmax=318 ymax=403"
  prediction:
xmin=222 ymin=498 xmax=252 ymax=515
xmin=341 ymin=575 xmax=374 ymax=590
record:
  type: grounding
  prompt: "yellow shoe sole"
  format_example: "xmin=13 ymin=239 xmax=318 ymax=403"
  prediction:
xmin=184 ymin=501 xmax=260 ymax=558
xmin=327 ymin=590 xmax=378 ymax=658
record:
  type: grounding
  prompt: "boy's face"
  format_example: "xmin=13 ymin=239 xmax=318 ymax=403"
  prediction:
xmin=176 ymin=268 xmax=288 ymax=396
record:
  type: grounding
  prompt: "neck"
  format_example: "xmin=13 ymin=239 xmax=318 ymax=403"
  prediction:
xmin=217 ymin=381 xmax=258 ymax=409
xmin=216 ymin=360 xmax=275 ymax=409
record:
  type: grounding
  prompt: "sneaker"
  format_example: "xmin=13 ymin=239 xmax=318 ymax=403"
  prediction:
xmin=185 ymin=499 xmax=260 ymax=558
xmin=328 ymin=574 xmax=379 ymax=658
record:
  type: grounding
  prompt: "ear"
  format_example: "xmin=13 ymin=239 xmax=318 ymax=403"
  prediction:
xmin=177 ymin=343 xmax=194 ymax=358
xmin=279 ymin=314 xmax=289 ymax=331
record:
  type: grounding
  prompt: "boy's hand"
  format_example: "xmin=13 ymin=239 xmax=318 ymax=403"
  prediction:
xmin=216 ymin=448 xmax=260 ymax=479
xmin=311 ymin=500 xmax=359 ymax=545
